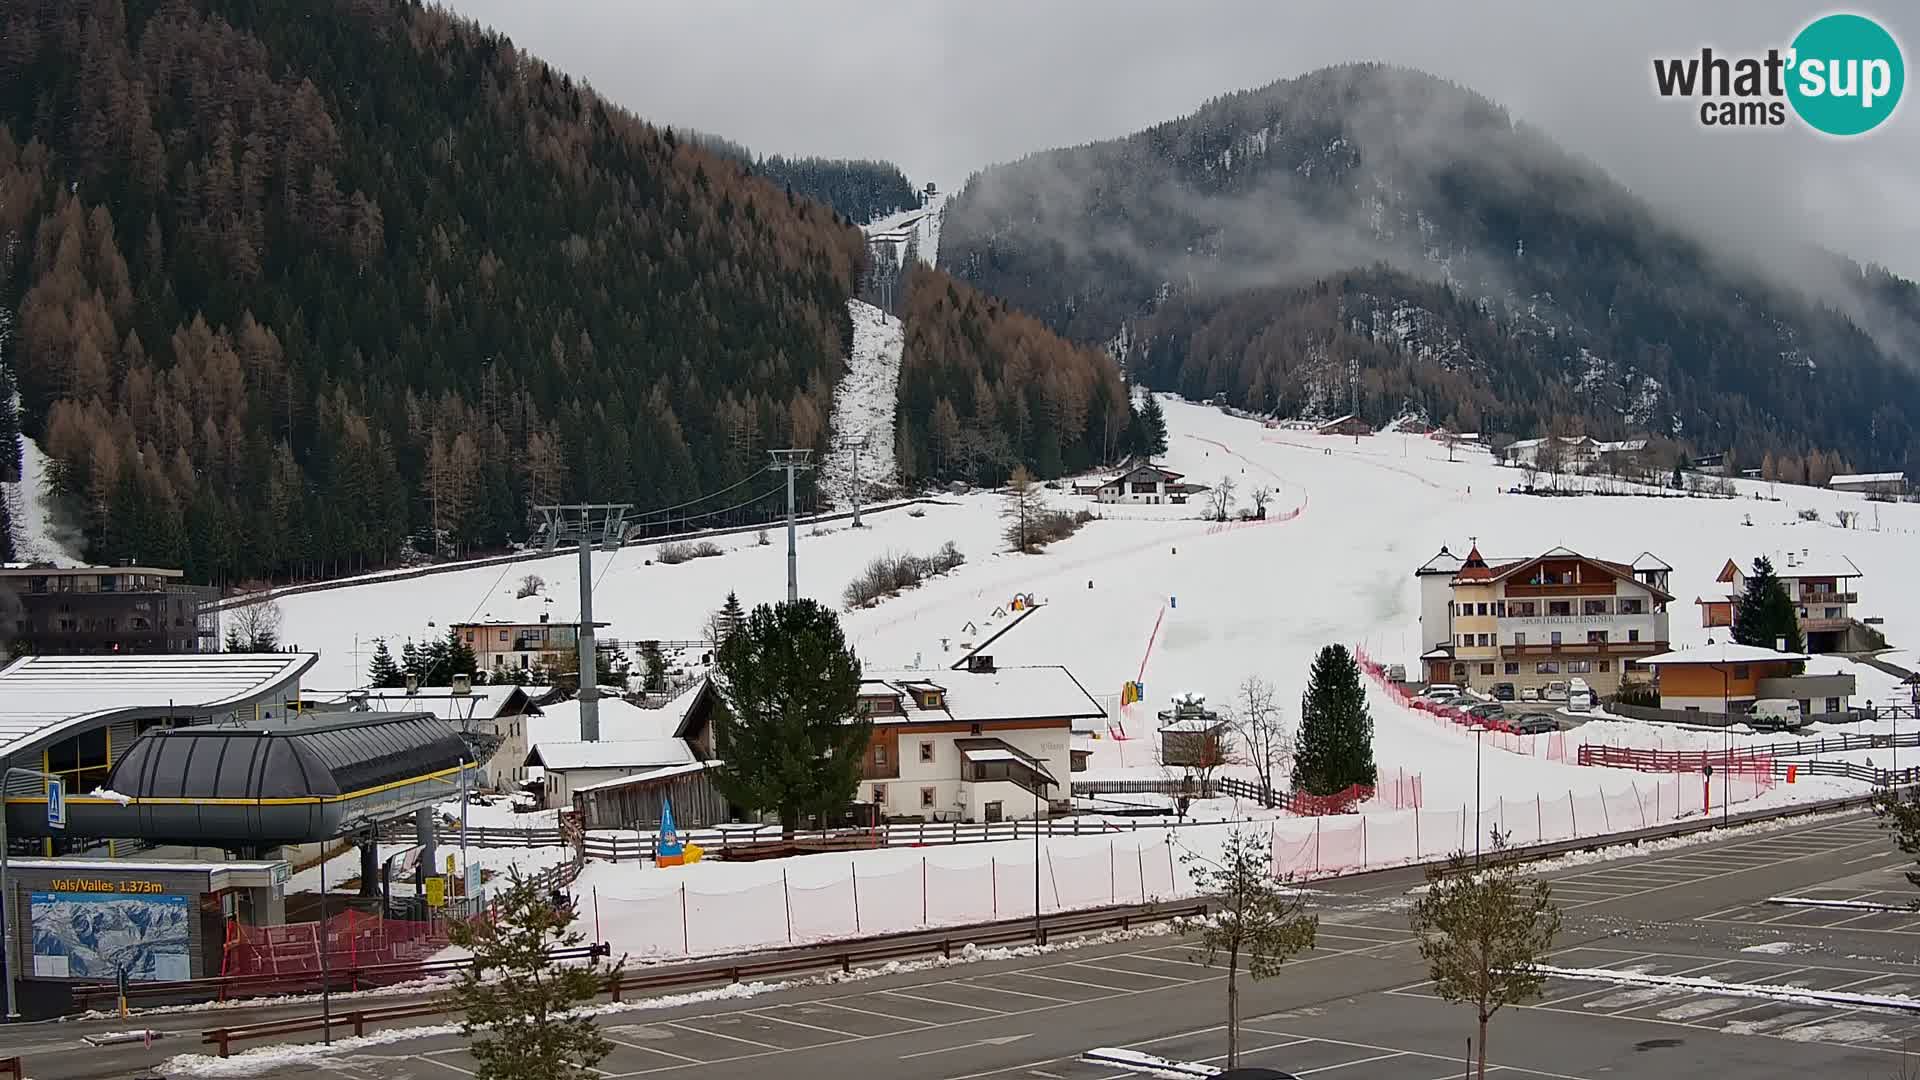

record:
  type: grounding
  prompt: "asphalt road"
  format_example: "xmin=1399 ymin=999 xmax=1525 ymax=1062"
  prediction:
xmin=19 ymin=809 xmax=1920 ymax=1080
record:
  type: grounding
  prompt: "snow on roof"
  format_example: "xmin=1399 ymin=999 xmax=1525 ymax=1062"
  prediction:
xmin=0 ymin=653 xmax=318 ymax=762
xmin=1830 ymin=472 xmax=1906 ymax=485
xmin=310 ymin=685 xmax=530 ymax=721
xmin=1630 ymin=552 xmax=1673 ymax=572
xmin=861 ymin=665 xmax=1105 ymax=724
xmin=1739 ymin=552 xmax=1863 ymax=580
xmin=1638 ymin=642 xmax=1810 ymax=666
xmin=1159 ymin=717 xmax=1225 ymax=732
xmin=525 ymin=738 xmax=696 ymax=771
xmin=1415 ymin=547 xmax=1465 ymax=575
xmin=527 ymin=694 xmax=693 ymax=747
xmin=573 ymin=760 xmax=710 ymax=793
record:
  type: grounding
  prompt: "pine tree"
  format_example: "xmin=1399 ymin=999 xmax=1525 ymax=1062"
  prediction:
xmin=638 ymin=640 xmax=667 ymax=692
xmin=718 ymin=591 xmax=745 ymax=642
xmin=1732 ymin=556 xmax=1804 ymax=655
xmin=401 ymin=639 xmax=424 ymax=682
xmin=445 ymin=868 xmax=620 ymax=1080
xmin=1291 ymin=644 xmax=1378 ymax=796
xmin=0 ymin=496 xmax=13 ymax=563
xmin=1135 ymin=395 xmax=1169 ymax=459
xmin=367 ymin=639 xmax=404 ymax=688
xmin=223 ymin=625 xmax=245 ymax=653
xmin=710 ymin=599 xmax=866 ymax=836
xmin=445 ymin=626 xmax=479 ymax=680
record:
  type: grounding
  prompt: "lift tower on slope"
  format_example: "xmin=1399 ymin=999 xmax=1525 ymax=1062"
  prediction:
xmin=536 ymin=502 xmax=631 ymax=742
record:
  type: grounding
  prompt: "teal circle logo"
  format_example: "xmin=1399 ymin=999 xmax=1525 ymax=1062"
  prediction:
xmin=1787 ymin=13 xmax=1904 ymax=135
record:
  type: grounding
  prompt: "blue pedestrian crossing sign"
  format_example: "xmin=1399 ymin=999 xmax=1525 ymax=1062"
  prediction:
xmin=46 ymin=777 xmax=66 ymax=830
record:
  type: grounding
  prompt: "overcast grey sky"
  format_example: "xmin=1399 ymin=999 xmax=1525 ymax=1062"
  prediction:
xmin=445 ymin=1 xmax=1920 ymax=278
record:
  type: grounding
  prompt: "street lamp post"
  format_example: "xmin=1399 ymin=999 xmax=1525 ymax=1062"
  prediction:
xmin=1471 ymin=725 xmax=1487 ymax=866
xmin=1034 ymin=776 xmax=1048 ymax=945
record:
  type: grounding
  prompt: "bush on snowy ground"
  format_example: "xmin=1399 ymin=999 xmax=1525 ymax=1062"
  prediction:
xmin=656 ymin=540 xmax=723 ymax=565
xmin=1027 ymin=508 xmax=1095 ymax=550
xmin=843 ymin=543 xmax=965 ymax=608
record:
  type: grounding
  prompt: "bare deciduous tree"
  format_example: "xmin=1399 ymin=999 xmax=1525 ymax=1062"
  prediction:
xmin=515 ymin=573 xmax=545 ymax=599
xmin=1230 ymin=675 xmax=1292 ymax=807
xmin=1208 ymin=475 xmax=1237 ymax=521
xmin=225 ymin=596 xmax=283 ymax=652
xmin=1249 ymin=485 xmax=1273 ymax=518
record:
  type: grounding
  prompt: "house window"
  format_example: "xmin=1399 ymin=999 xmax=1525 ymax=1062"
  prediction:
xmin=1513 ymin=632 xmax=1527 ymax=646
xmin=921 ymin=692 xmax=943 ymax=709
xmin=1477 ymin=603 xmax=1488 ymax=616
xmin=920 ymin=787 xmax=937 ymax=809
xmin=1824 ymin=607 xmax=1840 ymax=619
xmin=1477 ymin=634 xmax=1490 ymax=647
xmin=1537 ymin=661 xmax=1560 ymax=674
xmin=1480 ymin=663 xmax=1495 ymax=675
xmin=1587 ymin=630 xmax=1608 ymax=644
xmin=858 ymin=700 xmax=874 ymax=715
xmin=1548 ymin=601 xmax=1572 ymax=616
xmin=1494 ymin=602 xmax=1506 ymax=617
xmin=1628 ymin=629 xmax=1640 ymax=643
xmin=875 ymin=745 xmax=889 ymax=766
xmin=1598 ymin=661 xmax=1611 ymax=672
xmin=1733 ymin=665 xmax=1750 ymax=679
xmin=919 ymin=741 xmax=934 ymax=763
xmin=1568 ymin=660 xmax=1591 ymax=673
xmin=1618 ymin=598 xmax=1644 ymax=614
xmin=1550 ymin=631 xmax=1563 ymax=646
xmin=1504 ymin=662 xmax=1520 ymax=675
xmin=465 ymin=630 xmax=475 ymax=643
xmin=1510 ymin=601 xmax=1537 ymax=617
xmin=499 ymin=629 xmax=509 ymax=642
xmin=1452 ymin=663 xmax=1467 ymax=677
xmin=1583 ymin=600 xmax=1608 ymax=615
xmin=872 ymin=784 xmax=887 ymax=802
xmin=970 ymin=724 xmax=982 ymax=736
xmin=1459 ymin=634 xmax=1470 ymax=647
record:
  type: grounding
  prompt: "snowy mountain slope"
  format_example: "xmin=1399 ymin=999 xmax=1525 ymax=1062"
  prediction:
xmin=820 ymin=299 xmax=905 ymax=507
xmin=863 ymin=191 xmax=946 ymax=268
xmin=276 ymin=397 xmax=1920 ymax=810
xmin=2 ymin=432 xmax=83 ymax=566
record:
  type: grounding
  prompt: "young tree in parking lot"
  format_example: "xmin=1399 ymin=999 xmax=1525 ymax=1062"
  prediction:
xmin=1176 ymin=828 xmax=1317 ymax=1069
xmin=447 ymin=869 xmax=619 ymax=1080
xmin=1409 ymin=831 xmax=1562 ymax=1080
xmin=1871 ymin=785 xmax=1920 ymax=900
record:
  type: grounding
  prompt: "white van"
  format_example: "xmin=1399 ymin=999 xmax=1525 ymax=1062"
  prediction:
xmin=1567 ymin=677 xmax=1593 ymax=713
xmin=1751 ymin=698 xmax=1804 ymax=731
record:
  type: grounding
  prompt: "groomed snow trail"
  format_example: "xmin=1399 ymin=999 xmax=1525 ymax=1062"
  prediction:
xmin=821 ymin=299 xmax=905 ymax=506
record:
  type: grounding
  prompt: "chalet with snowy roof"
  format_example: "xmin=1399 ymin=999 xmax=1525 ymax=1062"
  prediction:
xmin=852 ymin=656 xmax=1103 ymax=823
xmin=1415 ymin=543 xmax=1672 ymax=696
xmin=1096 ymin=463 xmax=1189 ymax=505
xmin=1637 ymin=642 xmax=1854 ymax=717
xmin=1697 ymin=552 xmax=1869 ymax=653
xmin=1828 ymin=472 xmax=1909 ymax=498
xmin=1497 ymin=435 xmax=1600 ymax=470
xmin=1316 ymin=414 xmax=1373 ymax=437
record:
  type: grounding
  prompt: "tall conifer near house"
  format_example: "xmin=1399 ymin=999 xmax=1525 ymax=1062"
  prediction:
xmin=367 ymin=639 xmax=404 ymax=688
xmin=710 ymin=599 xmax=866 ymax=836
xmin=1732 ymin=556 xmax=1804 ymax=655
xmin=1292 ymin=644 xmax=1377 ymax=796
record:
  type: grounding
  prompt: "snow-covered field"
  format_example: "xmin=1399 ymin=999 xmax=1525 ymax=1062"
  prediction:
xmin=269 ymin=396 xmax=1920 ymax=960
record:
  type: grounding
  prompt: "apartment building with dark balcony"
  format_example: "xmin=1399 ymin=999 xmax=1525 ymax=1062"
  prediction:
xmin=0 ymin=563 xmax=219 ymax=656
xmin=1696 ymin=551 xmax=1873 ymax=653
xmin=1416 ymin=544 xmax=1673 ymax=695
xmin=451 ymin=616 xmax=611 ymax=674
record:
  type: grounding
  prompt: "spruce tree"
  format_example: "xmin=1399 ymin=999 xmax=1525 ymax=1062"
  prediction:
xmin=1732 ymin=556 xmax=1804 ymax=654
xmin=445 ymin=626 xmax=479 ymax=680
xmin=639 ymin=640 xmax=667 ymax=692
xmin=718 ymin=591 xmax=745 ymax=642
xmin=401 ymin=639 xmax=424 ymax=682
xmin=711 ymin=599 xmax=866 ymax=836
xmin=0 ymin=495 xmax=13 ymax=563
xmin=367 ymin=640 xmax=404 ymax=688
xmin=1292 ymin=644 xmax=1378 ymax=796
xmin=1135 ymin=395 xmax=1170 ymax=459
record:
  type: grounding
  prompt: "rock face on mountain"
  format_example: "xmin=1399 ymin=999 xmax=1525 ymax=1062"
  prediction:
xmin=942 ymin=63 xmax=1920 ymax=473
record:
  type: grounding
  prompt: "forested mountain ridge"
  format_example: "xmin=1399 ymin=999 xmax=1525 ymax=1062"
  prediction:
xmin=690 ymin=133 xmax=922 ymax=225
xmin=942 ymin=63 xmax=1920 ymax=475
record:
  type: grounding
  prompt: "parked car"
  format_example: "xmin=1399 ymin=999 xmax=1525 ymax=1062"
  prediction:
xmin=1421 ymin=683 xmax=1463 ymax=700
xmin=1520 ymin=686 xmax=1542 ymax=702
xmin=1466 ymin=702 xmax=1507 ymax=721
xmin=1492 ymin=682 xmax=1516 ymax=701
xmin=1542 ymin=680 xmax=1570 ymax=702
xmin=1749 ymin=698 xmax=1805 ymax=732
xmin=1513 ymin=715 xmax=1559 ymax=734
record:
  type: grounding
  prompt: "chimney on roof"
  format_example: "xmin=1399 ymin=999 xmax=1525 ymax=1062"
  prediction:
xmin=968 ymin=654 xmax=996 ymax=673
xmin=1776 ymin=637 xmax=1787 ymax=653
xmin=540 ymin=612 xmax=549 ymax=623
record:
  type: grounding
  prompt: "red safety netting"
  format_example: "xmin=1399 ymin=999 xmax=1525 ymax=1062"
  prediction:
xmin=222 ymin=909 xmax=446 ymax=978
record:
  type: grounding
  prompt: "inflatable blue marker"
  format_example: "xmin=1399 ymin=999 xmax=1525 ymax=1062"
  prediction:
xmin=1171 ymin=595 xmax=1177 ymax=609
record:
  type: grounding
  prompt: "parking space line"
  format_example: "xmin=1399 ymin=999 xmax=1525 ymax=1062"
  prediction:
xmin=1845 ymin=850 xmax=1896 ymax=865
xmin=1066 ymin=960 xmax=1193 ymax=983
xmin=880 ymin=988 xmax=1007 ymax=1014
xmin=1001 ymin=970 xmax=1131 ymax=996
xmin=607 ymin=1036 xmax=707 ymax=1064
xmin=1297 ymin=1051 xmax=1407 ymax=1074
xmin=814 ymin=998 xmax=937 ymax=1026
xmin=411 ymin=1057 xmax=477 ymax=1077
xmin=1237 ymin=1029 xmax=1596 ymax=1080
xmin=664 ymin=1019 xmax=783 ymax=1051
xmin=748 ymin=1008 xmax=870 ymax=1039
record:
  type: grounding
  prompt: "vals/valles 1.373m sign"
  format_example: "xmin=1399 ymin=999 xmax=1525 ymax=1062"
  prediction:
xmin=1653 ymin=13 xmax=1905 ymax=134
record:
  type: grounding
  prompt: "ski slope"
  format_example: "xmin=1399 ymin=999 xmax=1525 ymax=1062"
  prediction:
xmin=278 ymin=397 xmax=1920 ymax=811
xmin=819 ymin=299 xmax=905 ymax=506
xmin=1 ymin=430 xmax=83 ymax=566
xmin=864 ymin=191 xmax=946 ymax=268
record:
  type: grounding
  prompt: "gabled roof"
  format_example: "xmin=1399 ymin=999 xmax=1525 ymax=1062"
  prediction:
xmin=524 ymin=738 xmax=697 ymax=771
xmin=1638 ymin=642 xmax=1810 ymax=666
xmin=1481 ymin=549 xmax=1675 ymax=602
xmin=1107 ymin=463 xmax=1184 ymax=484
xmin=1630 ymin=552 xmax=1673 ymax=572
xmin=0 ymin=653 xmax=318 ymax=764
xmin=1830 ymin=472 xmax=1906 ymax=485
xmin=1456 ymin=546 xmax=1493 ymax=582
xmin=1415 ymin=547 xmax=1465 ymax=576
xmin=858 ymin=665 xmax=1105 ymax=725
xmin=1718 ymin=553 xmax=1863 ymax=583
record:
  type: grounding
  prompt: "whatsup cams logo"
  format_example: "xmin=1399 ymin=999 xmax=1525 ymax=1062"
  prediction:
xmin=1653 ymin=12 xmax=1904 ymax=135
